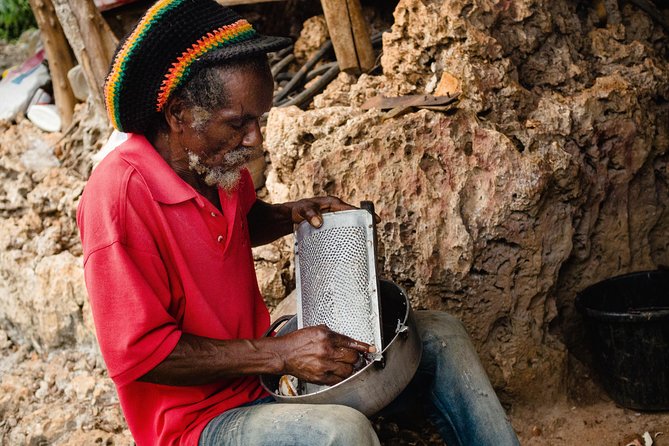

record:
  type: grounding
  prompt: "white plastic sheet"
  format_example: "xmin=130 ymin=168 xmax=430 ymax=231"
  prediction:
xmin=0 ymin=49 xmax=50 ymax=122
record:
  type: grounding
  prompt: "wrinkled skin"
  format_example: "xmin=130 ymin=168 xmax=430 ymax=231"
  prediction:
xmin=278 ymin=325 xmax=374 ymax=384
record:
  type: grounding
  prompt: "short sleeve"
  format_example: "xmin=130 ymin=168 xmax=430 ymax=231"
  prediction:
xmin=83 ymin=242 xmax=181 ymax=387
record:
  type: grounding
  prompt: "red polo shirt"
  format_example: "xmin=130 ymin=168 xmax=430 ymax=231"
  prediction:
xmin=77 ymin=134 xmax=270 ymax=446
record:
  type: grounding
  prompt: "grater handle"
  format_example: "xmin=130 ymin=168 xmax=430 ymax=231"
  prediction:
xmin=360 ymin=201 xmax=375 ymax=217
xmin=360 ymin=201 xmax=384 ymax=355
xmin=262 ymin=314 xmax=295 ymax=338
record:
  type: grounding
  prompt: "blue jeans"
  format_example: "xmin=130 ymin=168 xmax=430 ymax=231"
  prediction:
xmin=199 ymin=311 xmax=519 ymax=446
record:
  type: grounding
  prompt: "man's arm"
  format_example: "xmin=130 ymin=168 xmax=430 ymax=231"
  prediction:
xmin=138 ymin=195 xmax=379 ymax=386
xmin=138 ymin=325 xmax=375 ymax=386
xmin=246 ymin=196 xmax=357 ymax=246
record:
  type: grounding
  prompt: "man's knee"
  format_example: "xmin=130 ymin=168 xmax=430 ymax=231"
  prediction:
xmin=317 ymin=405 xmax=380 ymax=446
xmin=415 ymin=310 xmax=469 ymax=340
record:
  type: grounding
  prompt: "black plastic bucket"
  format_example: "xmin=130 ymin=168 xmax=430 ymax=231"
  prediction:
xmin=575 ymin=270 xmax=669 ymax=411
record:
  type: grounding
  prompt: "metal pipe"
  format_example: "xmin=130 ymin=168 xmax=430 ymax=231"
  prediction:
xmin=277 ymin=63 xmax=340 ymax=109
xmin=305 ymin=61 xmax=338 ymax=83
xmin=271 ymin=53 xmax=296 ymax=78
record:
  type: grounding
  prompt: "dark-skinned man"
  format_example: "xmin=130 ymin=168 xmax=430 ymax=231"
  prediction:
xmin=77 ymin=0 xmax=520 ymax=445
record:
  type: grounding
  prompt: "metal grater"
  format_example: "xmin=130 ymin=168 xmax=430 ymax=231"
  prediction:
xmin=294 ymin=208 xmax=383 ymax=393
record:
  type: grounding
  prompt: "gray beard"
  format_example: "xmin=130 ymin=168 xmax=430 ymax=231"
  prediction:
xmin=187 ymin=146 xmax=261 ymax=192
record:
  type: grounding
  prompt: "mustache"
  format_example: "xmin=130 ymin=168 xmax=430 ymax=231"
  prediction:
xmin=186 ymin=145 xmax=263 ymax=169
xmin=223 ymin=145 xmax=262 ymax=166
xmin=186 ymin=146 xmax=264 ymax=192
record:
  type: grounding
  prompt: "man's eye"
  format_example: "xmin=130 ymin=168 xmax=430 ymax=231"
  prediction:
xmin=228 ymin=120 xmax=244 ymax=129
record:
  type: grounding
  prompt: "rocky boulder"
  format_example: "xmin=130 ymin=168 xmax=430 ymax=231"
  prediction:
xmin=264 ymin=0 xmax=669 ymax=403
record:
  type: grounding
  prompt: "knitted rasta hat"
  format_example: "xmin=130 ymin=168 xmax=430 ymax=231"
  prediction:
xmin=104 ymin=0 xmax=291 ymax=133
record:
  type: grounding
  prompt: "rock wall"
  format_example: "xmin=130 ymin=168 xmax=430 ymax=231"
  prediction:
xmin=0 ymin=122 xmax=89 ymax=350
xmin=264 ymin=0 xmax=669 ymax=402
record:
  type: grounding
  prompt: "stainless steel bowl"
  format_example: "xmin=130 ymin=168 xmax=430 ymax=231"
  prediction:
xmin=260 ymin=279 xmax=422 ymax=417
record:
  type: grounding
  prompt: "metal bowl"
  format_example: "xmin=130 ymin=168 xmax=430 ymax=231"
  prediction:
xmin=260 ymin=279 xmax=422 ymax=417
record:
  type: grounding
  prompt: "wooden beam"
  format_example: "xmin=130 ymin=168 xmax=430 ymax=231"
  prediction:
xmin=320 ymin=0 xmax=373 ymax=74
xmin=52 ymin=0 xmax=118 ymax=114
xmin=345 ymin=0 xmax=374 ymax=72
xmin=28 ymin=0 xmax=77 ymax=128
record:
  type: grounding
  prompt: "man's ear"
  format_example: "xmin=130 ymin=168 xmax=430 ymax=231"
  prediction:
xmin=164 ymin=98 xmax=188 ymax=133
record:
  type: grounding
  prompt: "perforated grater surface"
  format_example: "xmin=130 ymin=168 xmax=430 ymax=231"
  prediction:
xmin=294 ymin=208 xmax=383 ymax=374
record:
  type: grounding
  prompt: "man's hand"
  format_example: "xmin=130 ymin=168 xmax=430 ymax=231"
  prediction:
xmin=285 ymin=196 xmax=357 ymax=228
xmin=137 ymin=327 xmax=375 ymax=387
xmin=276 ymin=325 xmax=376 ymax=385
xmin=248 ymin=196 xmax=380 ymax=246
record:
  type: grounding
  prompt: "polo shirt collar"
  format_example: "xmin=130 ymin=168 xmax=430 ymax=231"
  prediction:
xmin=118 ymin=133 xmax=198 ymax=205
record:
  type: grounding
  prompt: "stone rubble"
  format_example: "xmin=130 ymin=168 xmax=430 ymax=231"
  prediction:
xmin=0 ymin=338 xmax=133 ymax=445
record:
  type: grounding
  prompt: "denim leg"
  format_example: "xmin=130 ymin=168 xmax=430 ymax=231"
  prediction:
xmin=199 ymin=402 xmax=380 ymax=446
xmin=409 ymin=311 xmax=520 ymax=446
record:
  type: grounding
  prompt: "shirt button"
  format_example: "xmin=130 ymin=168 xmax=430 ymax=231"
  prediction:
xmin=217 ymin=235 xmax=223 ymax=243
xmin=211 ymin=212 xmax=217 ymax=217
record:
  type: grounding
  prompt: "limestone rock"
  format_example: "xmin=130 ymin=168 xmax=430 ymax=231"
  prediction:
xmin=253 ymin=243 xmax=283 ymax=263
xmin=271 ymin=288 xmax=297 ymax=322
xmin=0 ymin=119 xmax=92 ymax=349
xmin=255 ymin=262 xmax=286 ymax=302
xmin=313 ymin=72 xmax=389 ymax=108
xmin=293 ymin=15 xmax=329 ymax=64
xmin=434 ymin=71 xmax=461 ymax=97
xmin=0 ymin=250 xmax=92 ymax=349
xmin=265 ymin=0 xmax=669 ymax=403
xmin=253 ymin=239 xmax=294 ymax=305
xmin=0 ymin=346 xmax=131 ymax=445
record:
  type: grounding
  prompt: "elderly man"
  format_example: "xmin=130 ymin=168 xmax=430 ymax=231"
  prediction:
xmin=77 ymin=0 xmax=520 ymax=445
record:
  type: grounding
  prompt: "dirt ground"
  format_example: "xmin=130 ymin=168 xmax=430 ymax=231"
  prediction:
xmin=511 ymin=400 xmax=668 ymax=446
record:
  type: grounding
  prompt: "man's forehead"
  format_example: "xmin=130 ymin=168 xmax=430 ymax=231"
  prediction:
xmin=196 ymin=66 xmax=274 ymax=116
xmin=215 ymin=62 xmax=273 ymax=93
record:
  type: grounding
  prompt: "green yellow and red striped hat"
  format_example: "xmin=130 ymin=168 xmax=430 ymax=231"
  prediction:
xmin=103 ymin=0 xmax=291 ymax=133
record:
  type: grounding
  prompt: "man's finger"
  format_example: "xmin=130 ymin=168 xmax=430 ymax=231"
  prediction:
xmin=333 ymin=334 xmax=376 ymax=353
xmin=304 ymin=209 xmax=322 ymax=227
xmin=319 ymin=197 xmax=379 ymax=222
xmin=320 ymin=196 xmax=356 ymax=212
xmin=333 ymin=347 xmax=360 ymax=364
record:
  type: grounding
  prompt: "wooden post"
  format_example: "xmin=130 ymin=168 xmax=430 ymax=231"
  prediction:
xmin=320 ymin=0 xmax=374 ymax=74
xmin=28 ymin=0 xmax=77 ymax=128
xmin=52 ymin=0 xmax=118 ymax=115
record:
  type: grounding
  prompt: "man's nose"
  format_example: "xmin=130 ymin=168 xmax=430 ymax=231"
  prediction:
xmin=242 ymin=120 xmax=263 ymax=147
